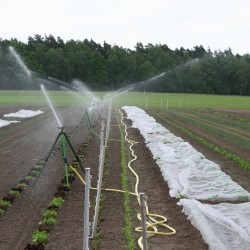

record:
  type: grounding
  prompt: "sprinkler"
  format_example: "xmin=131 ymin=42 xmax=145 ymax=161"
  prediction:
xmin=34 ymin=126 xmax=85 ymax=187
xmin=59 ymin=126 xmax=85 ymax=185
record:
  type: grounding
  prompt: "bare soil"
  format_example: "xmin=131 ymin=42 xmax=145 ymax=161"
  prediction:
xmin=0 ymin=105 xmax=90 ymax=250
xmin=147 ymin=109 xmax=250 ymax=193
xmin=0 ymin=105 xmax=249 ymax=250
xmin=217 ymin=109 xmax=250 ymax=118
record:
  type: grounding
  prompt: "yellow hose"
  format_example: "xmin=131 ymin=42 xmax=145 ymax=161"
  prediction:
xmin=71 ymin=108 xmax=176 ymax=249
xmin=70 ymin=165 xmax=138 ymax=197
xmin=119 ymin=109 xmax=176 ymax=249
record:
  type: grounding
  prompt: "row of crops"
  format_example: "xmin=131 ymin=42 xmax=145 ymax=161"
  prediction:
xmin=161 ymin=109 xmax=250 ymax=149
xmin=123 ymin=106 xmax=250 ymax=249
xmin=1 ymin=90 xmax=249 ymax=249
xmin=147 ymin=108 xmax=250 ymax=170
xmin=0 ymin=101 xmax=111 ymax=249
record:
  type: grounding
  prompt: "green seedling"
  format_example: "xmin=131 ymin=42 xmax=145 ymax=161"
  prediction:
xmin=49 ymin=197 xmax=64 ymax=208
xmin=178 ymin=194 xmax=188 ymax=199
xmin=0 ymin=200 xmax=12 ymax=210
xmin=91 ymin=231 xmax=101 ymax=249
xmin=43 ymin=210 xmax=57 ymax=218
xmin=34 ymin=165 xmax=43 ymax=170
xmin=25 ymin=175 xmax=34 ymax=180
xmin=32 ymin=170 xmax=40 ymax=176
xmin=9 ymin=190 xmax=21 ymax=198
xmin=17 ymin=183 xmax=28 ymax=189
xmin=39 ymin=217 xmax=57 ymax=226
xmin=68 ymin=172 xmax=75 ymax=177
xmin=32 ymin=230 xmax=49 ymax=244
xmin=0 ymin=209 xmax=4 ymax=217
xmin=63 ymin=183 xmax=72 ymax=190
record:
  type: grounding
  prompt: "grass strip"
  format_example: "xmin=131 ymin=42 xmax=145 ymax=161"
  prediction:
xmin=153 ymin=113 xmax=250 ymax=171
xmin=116 ymin=109 xmax=136 ymax=250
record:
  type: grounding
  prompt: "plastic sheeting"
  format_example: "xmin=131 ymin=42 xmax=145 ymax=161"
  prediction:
xmin=4 ymin=109 xmax=43 ymax=118
xmin=178 ymin=199 xmax=250 ymax=250
xmin=122 ymin=106 xmax=250 ymax=202
xmin=122 ymin=106 xmax=250 ymax=249
xmin=0 ymin=119 xmax=20 ymax=128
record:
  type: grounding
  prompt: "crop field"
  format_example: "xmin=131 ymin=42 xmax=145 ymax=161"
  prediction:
xmin=1 ymin=91 xmax=250 ymax=109
xmin=0 ymin=90 xmax=249 ymax=250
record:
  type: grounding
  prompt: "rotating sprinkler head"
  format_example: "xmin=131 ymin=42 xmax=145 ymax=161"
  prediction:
xmin=60 ymin=126 xmax=65 ymax=133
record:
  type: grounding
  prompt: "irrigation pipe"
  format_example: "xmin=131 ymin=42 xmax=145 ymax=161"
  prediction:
xmin=118 ymin=109 xmax=176 ymax=249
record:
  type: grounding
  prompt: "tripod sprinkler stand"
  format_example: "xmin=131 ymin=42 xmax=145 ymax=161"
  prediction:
xmin=61 ymin=127 xmax=85 ymax=185
xmin=44 ymin=127 xmax=85 ymax=186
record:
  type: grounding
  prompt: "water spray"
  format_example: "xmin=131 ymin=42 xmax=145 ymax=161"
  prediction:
xmin=60 ymin=86 xmax=87 ymax=102
xmin=38 ymin=84 xmax=85 ymax=187
xmin=47 ymin=76 xmax=68 ymax=86
xmin=104 ymin=86 xmax=134 ymax=100
xmin=72 ymin=79 xmax=99 ymax=103
xmin=8 ymin=46 xmax=32 ymax=78
xmin=127 ymin=58 xmax=200 ymax=92
xmin=40 ymin=84 xmax=62 ymax=127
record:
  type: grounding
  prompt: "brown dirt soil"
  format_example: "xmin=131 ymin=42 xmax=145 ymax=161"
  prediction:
xmin=120 ymin=110 xmax=208 ymax=250
xmin=217 ymin=109 xmax=250 ymax=118
xmin=45 ymin=131 xmax=100 ymax=250
xmin=0 ymin=105 xmax=90 ymax=250
xmin=48 ymin=109 xmax=208 ymax=250
xmin=0 ymin=105 xmax=249 ymax=250
xmin=147 ymin=109 xmax=250 ymax=193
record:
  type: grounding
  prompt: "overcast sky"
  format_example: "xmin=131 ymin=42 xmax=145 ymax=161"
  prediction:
xmin=1 ymin=0 xmax=249 ymax=55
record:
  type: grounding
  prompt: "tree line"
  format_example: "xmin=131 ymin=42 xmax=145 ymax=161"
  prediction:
xmin=0 ymin=34 xmax=250 ymax=95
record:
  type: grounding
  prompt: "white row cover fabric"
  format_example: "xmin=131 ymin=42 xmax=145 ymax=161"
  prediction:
xmin=4 ymin=109 xmax=43 ymax=118
xmin=122 ymin=106 xmax=250 ymax=202
xmin=178 ymin=199 xmax=250 ymax=250
xmin=0 ymin=119 xmax=20 ymax=128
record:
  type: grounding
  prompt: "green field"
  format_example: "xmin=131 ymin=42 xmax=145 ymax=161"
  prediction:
xmin=0 ymin=90 xmax=249 ymax=110
xmin=114 ymin=92 xmax=250 ymax=110
xmin=0 ymin=90 xmax=87 ymax=106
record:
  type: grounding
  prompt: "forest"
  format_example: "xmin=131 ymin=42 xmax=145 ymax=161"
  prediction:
xmin=0 ymin=34 xmax=250 ymax=95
